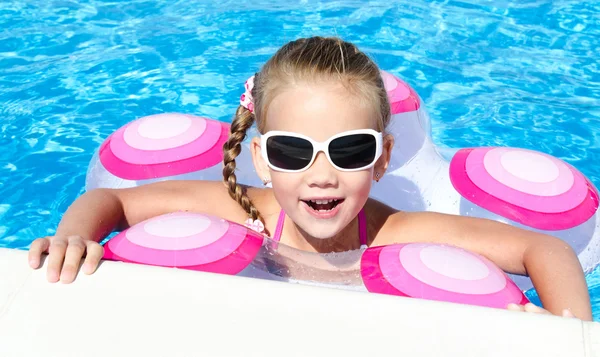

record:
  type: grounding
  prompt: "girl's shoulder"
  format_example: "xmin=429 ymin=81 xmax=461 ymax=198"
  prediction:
xmin=364 ymin=198 xmax=444 ymax=246
xmin=364 ymin=198 xmax=403 ymax=246
xmin=245 ymin=186 xmax=278 ymax=212
xmin=245 ymin=186 xmax=284 ymax=234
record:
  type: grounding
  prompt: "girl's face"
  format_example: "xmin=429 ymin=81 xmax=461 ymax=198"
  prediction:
xmin=251 ymin=81 xmax=392 ymax=240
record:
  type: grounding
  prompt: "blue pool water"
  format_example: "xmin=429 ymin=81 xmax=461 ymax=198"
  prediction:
xmin=1 ymin=0 xmax=599 ymax=320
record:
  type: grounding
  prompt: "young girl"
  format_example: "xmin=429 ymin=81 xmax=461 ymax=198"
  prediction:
xmin=27 ymin=36 xmax=592 ymax=321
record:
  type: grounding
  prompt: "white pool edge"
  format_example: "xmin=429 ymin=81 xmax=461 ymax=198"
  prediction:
xmin=0 ymin=247 xmax=598 ymax=357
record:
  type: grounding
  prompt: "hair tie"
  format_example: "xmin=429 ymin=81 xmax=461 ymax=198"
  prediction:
xmin=240 ymin=75 xmax=255 ymax=113
xmin=244 ymin=217 xmax=265 ymax=234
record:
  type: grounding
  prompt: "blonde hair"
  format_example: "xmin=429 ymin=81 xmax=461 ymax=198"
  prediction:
xmin=222 ymin=36 xmax=391 ymax=226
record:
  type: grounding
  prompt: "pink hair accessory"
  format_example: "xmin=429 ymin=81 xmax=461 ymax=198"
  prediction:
xmin=240 ymin=75 xmax=255 ymax=113
xmin=244 ymin=217 xmax=264 ymax=234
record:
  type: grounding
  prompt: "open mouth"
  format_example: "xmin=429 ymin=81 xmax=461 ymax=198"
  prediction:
xmin=303 ymin=198 xmax=344 ymax=212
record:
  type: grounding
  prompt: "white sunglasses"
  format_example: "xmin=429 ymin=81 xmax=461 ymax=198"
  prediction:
xmin=260 ymin=129 xmax=383 ymax=173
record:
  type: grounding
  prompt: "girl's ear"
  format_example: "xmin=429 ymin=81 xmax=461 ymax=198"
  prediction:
xmin=374 ymin=134 xmax=394 ymax=181
xmin=250 ymin=136 xmax=271 ymax=184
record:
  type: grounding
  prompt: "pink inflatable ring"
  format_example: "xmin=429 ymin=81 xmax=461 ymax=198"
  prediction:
xmin=360 ymin=243 xmax=529 ymax=309
xmin=103 ymin=212 xmax=264 ymax=275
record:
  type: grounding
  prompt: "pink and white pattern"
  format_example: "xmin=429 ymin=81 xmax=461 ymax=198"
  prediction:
xmin=450 ymin=147 xmax=599 ymax=230
xmin=98 ymin=113 xmax=229 ymax=180
xmin=380 ymin=70 xmax=420 ymax=115
xmin=240 ymin=75 xmax=255 ymax=113
xmin=361 ymin=243 xmax=528 ymax=308
xmin=244 ymin=218 xmax=265 ymax=234
xmin=103 ymin=212 xmax=264 ymax=275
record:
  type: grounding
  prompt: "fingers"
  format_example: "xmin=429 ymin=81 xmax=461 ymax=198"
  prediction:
xmin=507 ymin=303 xmax=577 ymax=319
xmin=506 ymin=303 xmax=524 ymax=312
xmin=562 ymin=309 xmax=576 ymax=318
xmin=46 ymin=237 xmax=68 ymax=282
xmin=33 ymin=235 xmax=100 ymax=284
xmin=59 ymin=236 xmax=87 ymax=283
xmin=28 ymin=237 xmax=51 ymax=269
xmin=82 ymin=241 xmax=104 ymax=275
xmin=523 ymin=303 xmax=552 ymax=315
xmin=507 ymin=303 xmax=550 ymax=315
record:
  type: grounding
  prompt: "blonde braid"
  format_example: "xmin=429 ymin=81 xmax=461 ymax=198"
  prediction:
xmin=222 ymin=105 xmax=266 ymax=225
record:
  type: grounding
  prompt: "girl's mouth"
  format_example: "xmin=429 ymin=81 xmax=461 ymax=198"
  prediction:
xmin=302 ymin=198 xmax=344 ymax=212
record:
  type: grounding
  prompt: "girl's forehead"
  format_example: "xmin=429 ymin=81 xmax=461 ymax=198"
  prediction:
xmin=263 ymin=83 xmax=379 ymax=140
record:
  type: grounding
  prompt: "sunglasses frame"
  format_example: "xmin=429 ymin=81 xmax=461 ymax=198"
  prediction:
xmin=260 ymin=129 xmax=383 ymax=173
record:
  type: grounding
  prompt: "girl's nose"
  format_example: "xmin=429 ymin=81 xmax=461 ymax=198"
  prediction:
xmin=305 ymin=152 xmax=339 ymax=188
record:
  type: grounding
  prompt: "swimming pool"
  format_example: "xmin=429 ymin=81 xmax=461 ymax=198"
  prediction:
xmin=0 ymin=0 xmax=598 ymax=321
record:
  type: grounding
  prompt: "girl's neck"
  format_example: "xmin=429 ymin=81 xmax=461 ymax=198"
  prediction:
xmin=283 ymin=215 xmax=362 ymax=253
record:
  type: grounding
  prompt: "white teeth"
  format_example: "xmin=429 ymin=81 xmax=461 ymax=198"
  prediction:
xmin=310 ymin=199 xmax=336 ymax=204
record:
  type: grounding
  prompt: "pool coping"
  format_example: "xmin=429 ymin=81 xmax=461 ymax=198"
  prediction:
xmin=0 ymin=247 xmax=598 ymax=357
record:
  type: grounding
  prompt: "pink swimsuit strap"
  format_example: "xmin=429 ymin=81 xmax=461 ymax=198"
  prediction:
xmin=272 ymin=208 xmax=368 ymax=247
xmin=272 ymin=209 xmax=286 ymax=242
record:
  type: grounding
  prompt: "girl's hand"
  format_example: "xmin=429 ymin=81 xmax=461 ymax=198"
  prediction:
xmin=507 ymin=303 xmax=577 ymax=319
xmin=27 ymin=235 xmax=104 ymax=283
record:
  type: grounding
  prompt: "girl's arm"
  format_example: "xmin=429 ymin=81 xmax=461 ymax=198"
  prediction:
xmin=28 ymin=180 xmax=251 ymax=283
xmin=377 ymin=211 xmax=593 ymax=321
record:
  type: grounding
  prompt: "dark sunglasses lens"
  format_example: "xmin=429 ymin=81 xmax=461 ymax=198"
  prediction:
xmin=266 ymin=136 xmax=313 ymax=170
xmin=329 ymin=134 xmax=377 ymax=169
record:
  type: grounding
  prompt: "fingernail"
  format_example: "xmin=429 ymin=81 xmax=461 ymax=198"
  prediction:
xmin=83 ymin=263 xmax=92 ymax=274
